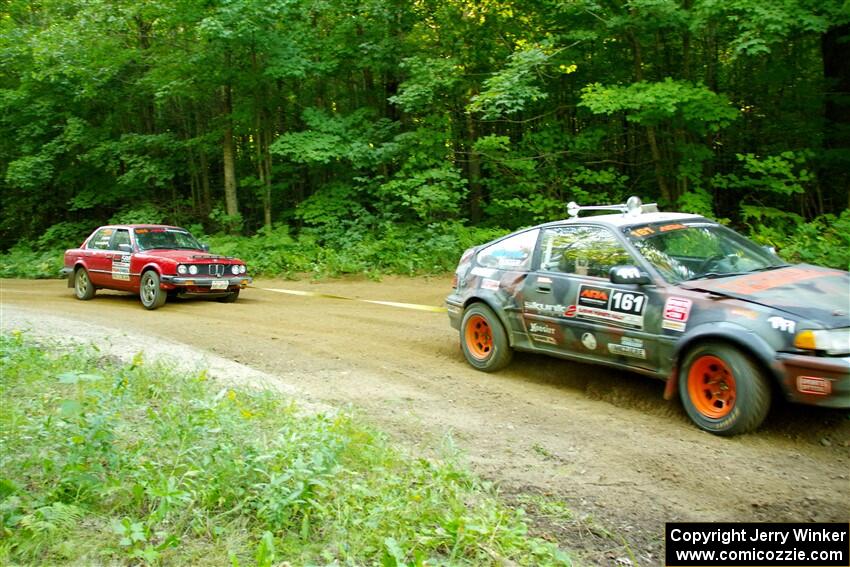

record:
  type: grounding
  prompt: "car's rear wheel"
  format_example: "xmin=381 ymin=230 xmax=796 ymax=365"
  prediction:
xmin=140 ymin=271 xmax=167 ymax=310
xmin=217 ymin=289 xmax=239 ymax=303
xmin=461 ymin=303 xmax=512 ymax=372
xmin=74 ymin=267 xmax=95 ymax=300
xmin=679 ymin=342 xmax=770 ymax=435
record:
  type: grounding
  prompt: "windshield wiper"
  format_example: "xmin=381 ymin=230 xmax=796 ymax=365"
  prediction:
xmin=685 ymin=271 xmax=750 ymax=281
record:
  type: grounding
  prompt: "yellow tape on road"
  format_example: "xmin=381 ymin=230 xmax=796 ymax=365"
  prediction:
xmin=260 ymin=287 xmax=448 ymax=313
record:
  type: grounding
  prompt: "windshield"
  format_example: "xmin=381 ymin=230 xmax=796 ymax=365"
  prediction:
xmin=135 ymin=228 xmax=202 ymax=251
xmin=626 ymin=222 xmax=787 ymax=284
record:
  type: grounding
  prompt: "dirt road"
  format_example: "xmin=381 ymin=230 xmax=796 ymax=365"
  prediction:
xmin=2 ymin=277 xmax=848 ymax=565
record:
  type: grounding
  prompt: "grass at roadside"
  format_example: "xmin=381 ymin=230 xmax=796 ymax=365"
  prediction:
xmin=0 ymin=332 xmax=572 ymax=566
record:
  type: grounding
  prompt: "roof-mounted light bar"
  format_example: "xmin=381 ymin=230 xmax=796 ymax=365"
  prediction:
xmin=567 ymin=196 xmax=658 ymax=219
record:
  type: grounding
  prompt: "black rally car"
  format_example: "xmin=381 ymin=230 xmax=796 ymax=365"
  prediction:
xmin=446 ymin=197 xmax=850 ymax=435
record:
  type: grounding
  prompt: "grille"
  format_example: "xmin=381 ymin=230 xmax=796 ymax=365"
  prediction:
xmin=206 ymin=264 xmax=227 ymax=277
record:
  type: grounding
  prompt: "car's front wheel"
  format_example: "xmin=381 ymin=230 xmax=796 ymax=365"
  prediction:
xmin=679 ymin=342 xmax=771 ymax=435
xmin=74 ymin=267 xmax=95 ymax=300
xmin=460 ymin=303 xmax=512 ymax=372
xmin=139 ymin=271 xmax=167 ymax=310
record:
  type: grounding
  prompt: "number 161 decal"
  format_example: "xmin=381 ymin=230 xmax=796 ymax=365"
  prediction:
xmin=576 ymin=284 xmax=647 ymax=329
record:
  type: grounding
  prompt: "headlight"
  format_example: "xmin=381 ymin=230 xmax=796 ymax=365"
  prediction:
xmin=177 ymin=265 xmax=187 ymax=275
xmin=239 ymin=265 xmax=246 ymax=274
xmin=794 ymin=328 xmax=850 ymax=355
xmin=188 ymin=265 xmax=198 ymax=275
xmin=231 ymin=265 xmax=240 ymax=275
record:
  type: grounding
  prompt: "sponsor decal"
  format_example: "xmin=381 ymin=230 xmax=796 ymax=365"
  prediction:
xmin=480 ymin=278 xmax=500 ymax=291
xmin=581 ymin=332 xmax=597 ymax=350
xmin=470 ymin=266 xmax=497 ymax=278
xmin=768 ymin=316 xmax=796 ymax=334
xmin=630 ymin=226 xmax=655 ymax=238
xmin=446 ymin=305 xmax=462 ymax=315
xmin=576 ymin=285 xmax=646 ymax=329
xmin=621 ymin=337 xmax=643 ymax=348
xmin=564 ymin=305 xmax=577 ymax=318
xmin=608 ymin=343 xmax=647 ymax=359
xmin=524 ymin=301 xmax=570 ymax=316
xmin=796 ymin=376 xmax=832 ymax=396
xmin=662 ymin=297 xmax=692 ymax=332
xmin=529 ymin=322 xmax=556 ymax=335
xmin=111 ymin=255 xmax=131 ymax=281
xmin=498 ymin=258 xmax=523 ymax=268
xmin=538 ymin=276 xmax=552 ymax=284
xmin=659 ymin=223 xmax=687 ymax=232
xmin=614 ymin=266 xmax=642 ymax=280
xmin=531 ymin=334 xmax=558 ymax=345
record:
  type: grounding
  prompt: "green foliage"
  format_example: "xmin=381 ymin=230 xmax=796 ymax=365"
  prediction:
xmin=580 ymin=79 xmax=739 ymax=135
xmin=713 ymin=151 xmax=814 ymax=196
xmin=468 ymin=47 xmax=552 ymax=119
xmin=0 ymin=333 xmax=572 ymax=565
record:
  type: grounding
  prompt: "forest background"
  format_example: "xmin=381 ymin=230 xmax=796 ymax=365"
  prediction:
xmin=1 ymin=0 xmax=849 ymax=278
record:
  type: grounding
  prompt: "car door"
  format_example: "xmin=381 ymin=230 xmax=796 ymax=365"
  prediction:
xmin=84 ymin=227 xmax=117 ymax=287
xmin=105 ymin=228 xmax=134 ymax=291
xmin=520 ymin=224 xmax=666 ymax=372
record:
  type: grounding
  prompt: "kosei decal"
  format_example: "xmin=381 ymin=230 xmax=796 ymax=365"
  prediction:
xmin=615 ymin=266 xmax=642 ymax=280
xmin=581 ymin=332 xmax=597 ymax=350
xmin=662 ymin=297 xmax=692 ymax=332
xmin=768 ymin=316 xmax=796 ymax=334
xmin=480 ymin=278 xmax=500 ymax=291
xmin=528 ymin=322 xmax=556 ymax=335
xmin=796 ymin=376 xmax=831 ymax=396
xmin=575 ymin=285 xmax=646 ymax=330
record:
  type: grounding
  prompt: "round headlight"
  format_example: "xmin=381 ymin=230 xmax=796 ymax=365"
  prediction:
xmin=231 ymin=264 xmax=240 ymax=275
xmin=240 ymin=265 xmax=246 ymax=274
xmin=177 ymin=265 xmax=187 ymax=275
xmin=188 ymin=265 xmax=198 ymax=275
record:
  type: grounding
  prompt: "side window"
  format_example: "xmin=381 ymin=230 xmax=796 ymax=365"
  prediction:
xmin=476 ymin=229 xmax=539 ymax=270
xmin=110 ymin=229 xmax=132 ymax=251
xmin=539 ymin=226 xmax=632 ymax=278
xmin=87 ymin=228 xmax=114 ymax=250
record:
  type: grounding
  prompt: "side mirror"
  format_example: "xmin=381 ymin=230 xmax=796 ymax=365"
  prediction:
xmin=118 ymin=243 xmax=133 ymax=252
xmin=762 ymin=245 xmax=777 ymax=256
xmin=609 ymin=265 xmax=652 ymax=285
xmin=201 ymin=243 xmax=210 ymax=252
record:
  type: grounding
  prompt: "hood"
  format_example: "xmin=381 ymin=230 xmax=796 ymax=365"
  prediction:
xmin=140 ymin=250 xmax=237 ymax=263
xmin=681 ymin=264 xmax=850 ymax=329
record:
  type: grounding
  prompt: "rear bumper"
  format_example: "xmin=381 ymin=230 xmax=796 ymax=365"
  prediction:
xmin=776 ymin=352 xmax=850 ymax=408
xmin=160 ymin=275 xmax=252 ymax=290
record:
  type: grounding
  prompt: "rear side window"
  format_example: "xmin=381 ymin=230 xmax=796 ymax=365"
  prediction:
xmin=476 ymin=229 xmax=539 ymax=270
xmin=539 ymin=225 xmax=632 ymax=278
xmin=87 ymin=228 xmax=114 ymax=250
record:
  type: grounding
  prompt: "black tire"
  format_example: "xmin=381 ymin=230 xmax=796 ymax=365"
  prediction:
xmin=73 ymin=267 xmax=95 ymax=300
xmin=139 ymin=271 xmax=167 ymax=310
xmin=217 ymin=289 xmax=239 ymax=303
xmin=460 ymin=303 xmax=512 ymax=372
xmin=679 ymin=342 xmax=771 ymax=436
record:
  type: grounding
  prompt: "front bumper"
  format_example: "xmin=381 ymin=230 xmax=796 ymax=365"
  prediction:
xmin=160 ymin=275 xmax=252 ymax=291
xmin=446 ymin=295 xmax=463 ymax=330
xmin=776 ymin=352 xmax=850 ymax=408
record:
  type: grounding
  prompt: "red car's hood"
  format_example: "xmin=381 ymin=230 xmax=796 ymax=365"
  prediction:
xmin=139 ymin=250 xmax=239 ymax=263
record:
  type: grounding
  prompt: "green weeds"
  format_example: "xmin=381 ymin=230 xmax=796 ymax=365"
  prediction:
xmin=0 ymin=332 xmax=571 ymax=565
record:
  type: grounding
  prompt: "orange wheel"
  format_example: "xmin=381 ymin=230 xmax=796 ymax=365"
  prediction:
xmin=679 ymin=342 xmax=771 ymax=436
xmin=460 ymin=304 xmax=512 ymax=372
xmin=465 ymin=314 xmax=494 ymax=360
xmin=687 ymin=355 xmax=736 ymax=419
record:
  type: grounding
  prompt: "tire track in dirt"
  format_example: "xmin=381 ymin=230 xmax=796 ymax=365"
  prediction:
xmin=2 ymin=277 xmax=848 ymax=566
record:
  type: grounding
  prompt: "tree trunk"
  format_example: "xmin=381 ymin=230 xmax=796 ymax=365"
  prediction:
xmin=222 ymin=83 xmax=240 ymax=230
xmin=822 ymin=24 xmax=850 ymax=211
